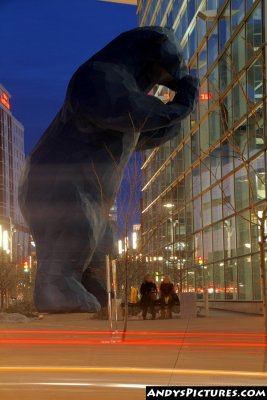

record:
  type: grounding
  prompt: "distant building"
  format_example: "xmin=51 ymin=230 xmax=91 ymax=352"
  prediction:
xmin=117 ymin=223 xmax=141 ymax=254
xmin=109 ymin=202 xmax=118 ymax=223
xmin=0 ymin=83 xmax=29 ymax=263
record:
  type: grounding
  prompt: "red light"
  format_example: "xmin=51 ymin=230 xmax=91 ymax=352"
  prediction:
xmin=199 ymin=92 xmax=212 ymax=101
xmin=0 ymin=92 xmax=10 ymax=110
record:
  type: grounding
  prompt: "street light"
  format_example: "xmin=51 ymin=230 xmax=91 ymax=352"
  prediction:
xmin=163 ymin=203 xmax=174 ymax=209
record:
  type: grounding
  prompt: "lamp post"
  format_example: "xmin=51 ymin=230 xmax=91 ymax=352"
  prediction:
xmin=9 ymin=217 xmax=16 ymax=262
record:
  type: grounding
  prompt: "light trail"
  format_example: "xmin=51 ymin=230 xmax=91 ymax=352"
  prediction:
xmin=0 ymin=366 xmax=266 ymax=378
xmin=0 ymin=382 xmax=146 ymax=389
xmin=0 ymin=338 xmax=265 ymax=347
xmin=0 ymin=329 xmax=266 ymax=337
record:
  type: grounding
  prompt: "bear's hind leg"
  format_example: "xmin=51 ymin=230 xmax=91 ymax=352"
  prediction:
xmin=33 ymin=219 xmax=102 ymax=313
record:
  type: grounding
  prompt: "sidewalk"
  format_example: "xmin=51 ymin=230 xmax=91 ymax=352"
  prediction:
xmin=0 ymin=308 xmax=264 ymax=333
xmin=0 ymin=311 xmax=266 ymax=391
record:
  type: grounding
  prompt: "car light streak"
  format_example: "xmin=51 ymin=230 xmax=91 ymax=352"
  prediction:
xmin=0 ymin=338 xmax=265 ymax=347
xmin=0 ymin=382 xmax=145 ymax=389
xmin=0 ymin=366 xmax=266 ymax=378
xmin=0 ymin=330 xmax=266 ymax=338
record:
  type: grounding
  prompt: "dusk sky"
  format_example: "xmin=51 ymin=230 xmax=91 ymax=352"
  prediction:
xmin=0 ymin=0 xmax=140 ymax=226
xmin=0 ymin=0 xmax=137 ymax=154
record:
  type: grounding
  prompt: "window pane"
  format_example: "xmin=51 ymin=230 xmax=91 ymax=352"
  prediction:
xmin=223 ymin=173 xmax=235 ymax=217
xmin=232 ymin=75 xmax=247 ymax=124
xmin=189 ymin=27 xmax=197 ymax=59
xmin=203 ymin=226 xmax=213 ymax=262
xmin=183 ymin=41 xmax=189 ymax=63
xmin=198 ymin=43 xmax=207 ymax=80
xmin=193 ymin=197 xmax=202 ymax=231
xmin=208 ymin=26 xmax=218 ymax=67
xmin=246 ymin=4 xmax=262 ymax=61
xmin=185 ymin=172 xmax=192 ymax=199
xmin=206 ymin=264 xmax=214 ymax=299
xmin=194 ymin=230 xmax=203 ymax=259
xmin=219 ymin=4 xmax=230 ymax=52
xmin=201 ymin=157 xmax=211 ymax=191
xmin=225 ymin=259 xmax=238 ymax=300
xmin=238 ymin=256 xmax=252 ymax=300
xmin=166 ymin=8 xmax=174 ymax=28
xmin=200 ymin=118 xmax=209 ymax=151
xmin=213 ymin=221 xmax=224 ymax=261
xmin=231 ymin=0 xmax=244 ymax=31
xmin=188 ymin=0 xmax=196 ymax=23
xmin=219 ymin=49 xmax=232 ymax=92
xmin=232 ymin=27 xmax=246 ymax=76
xmin=220 ymin=91 xmax=232 ymax=131
xmin=247 ymin=105 xmax=264 ymax=157
xmin=177 ymin=179 xmax=185 ymax=208
xmin=191 ymin=131 xmax=200 ymax=163
xmin=192 ymin=164 xmax=201 ymax=196
xmin=208 ymin=65 xmax=219 ymax=103
xmin=236 ymin=211 xmax=251 ymax=256
xmin=235 ymin=167 xmax=249 ymax=211
xmin=181 ymin=9 xmax=188 ymax=36
xmin=209 ymin=109 xmax=221 ymax=143
xmin=197 ymin=15 xmax=206 ymax=45
xmin=214 ymin=261 xmax=225 ymax=299
xmin=250 ymin=153 xmax=266 ymax=202
xmin=202 ymin=190 xmax=211 ymax=226
xmin=211 ymin=185 xmax=223 ymax=222
xmin=185 ymin=202 xmax=193 ymax=235
xmin=247 ymin=57 xmax=263 ymax=104
xmin=210 ymin=147 xmax=222 ymax=183
xmin=231 ymin=121 xmax=248 ymax=167
xmin=224 ymin=217 xmax=236 ymax=258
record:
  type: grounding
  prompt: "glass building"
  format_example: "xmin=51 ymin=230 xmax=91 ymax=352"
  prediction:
xmin=138 ymin=0 xmax=266 ymax=312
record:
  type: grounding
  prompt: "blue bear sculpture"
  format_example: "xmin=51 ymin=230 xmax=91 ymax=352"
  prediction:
xmin=19 ymin=27 xmax=198 ymax=313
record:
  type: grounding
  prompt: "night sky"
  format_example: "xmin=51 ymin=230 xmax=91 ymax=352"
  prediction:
xmin=0 ymin=0 xmax=137 ymax=154
xmin=0 ymin=0 xmax=140 ymax=228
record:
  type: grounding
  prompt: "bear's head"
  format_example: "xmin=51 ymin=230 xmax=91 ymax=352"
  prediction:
xmin=92 ymin=26 xmax=187 ymax=93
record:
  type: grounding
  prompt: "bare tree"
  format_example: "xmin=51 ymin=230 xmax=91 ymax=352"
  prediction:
xmin=0 ymin=251 xmax=16 ymax=310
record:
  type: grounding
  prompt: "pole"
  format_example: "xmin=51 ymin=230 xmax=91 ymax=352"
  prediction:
xmin=204 ymin=287 xmax=209 ymax=317
xmin=9 ymin=217 xmax=13 ymax=262
xmin=111 ymin=259 xmax=118 ymax=332
xmin=106 ymin=255 xmax=113 ymax=331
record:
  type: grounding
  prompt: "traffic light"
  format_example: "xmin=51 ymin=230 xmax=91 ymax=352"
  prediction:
xmin=23 ymin=260 xmax=29 ymax=273
xmin=197 ymin=256 xmax=204 ymax=265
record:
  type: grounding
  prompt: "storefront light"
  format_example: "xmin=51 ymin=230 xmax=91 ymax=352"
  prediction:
xmin=118 ymin=240 xmax=123 ymax=255
xmin=132 ymin=232 xmax=137 ymax=249
xmin=3 ymin=230 xmax=9 ymax=251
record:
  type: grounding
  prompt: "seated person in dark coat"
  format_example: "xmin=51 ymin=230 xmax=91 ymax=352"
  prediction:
xmin=140 ymin=273 xmax=157 ymax=320
xmin=160 ymin=276 xmax=175 ymax=318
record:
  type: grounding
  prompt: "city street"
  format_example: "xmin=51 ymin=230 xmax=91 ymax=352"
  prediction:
xmin=0 ymin=312 xmax=266 ymax=399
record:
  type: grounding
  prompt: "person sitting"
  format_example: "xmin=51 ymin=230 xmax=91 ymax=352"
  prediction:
xmin=160 ymin=276 xmax=175 ymax=319
xmin=140 ymin=273 xmax=157 ymax=320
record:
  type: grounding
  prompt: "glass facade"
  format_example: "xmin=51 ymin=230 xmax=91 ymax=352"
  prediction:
xmin=138 ymin=0 xmax=266 ymax=305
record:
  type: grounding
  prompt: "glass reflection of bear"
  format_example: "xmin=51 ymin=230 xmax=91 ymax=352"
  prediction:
xmin=19 ymin=27 xmax=198 ymax=313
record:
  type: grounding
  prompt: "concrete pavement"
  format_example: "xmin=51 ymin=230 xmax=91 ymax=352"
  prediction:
xmin=0 ymin=311 xmax=266 ymax=399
